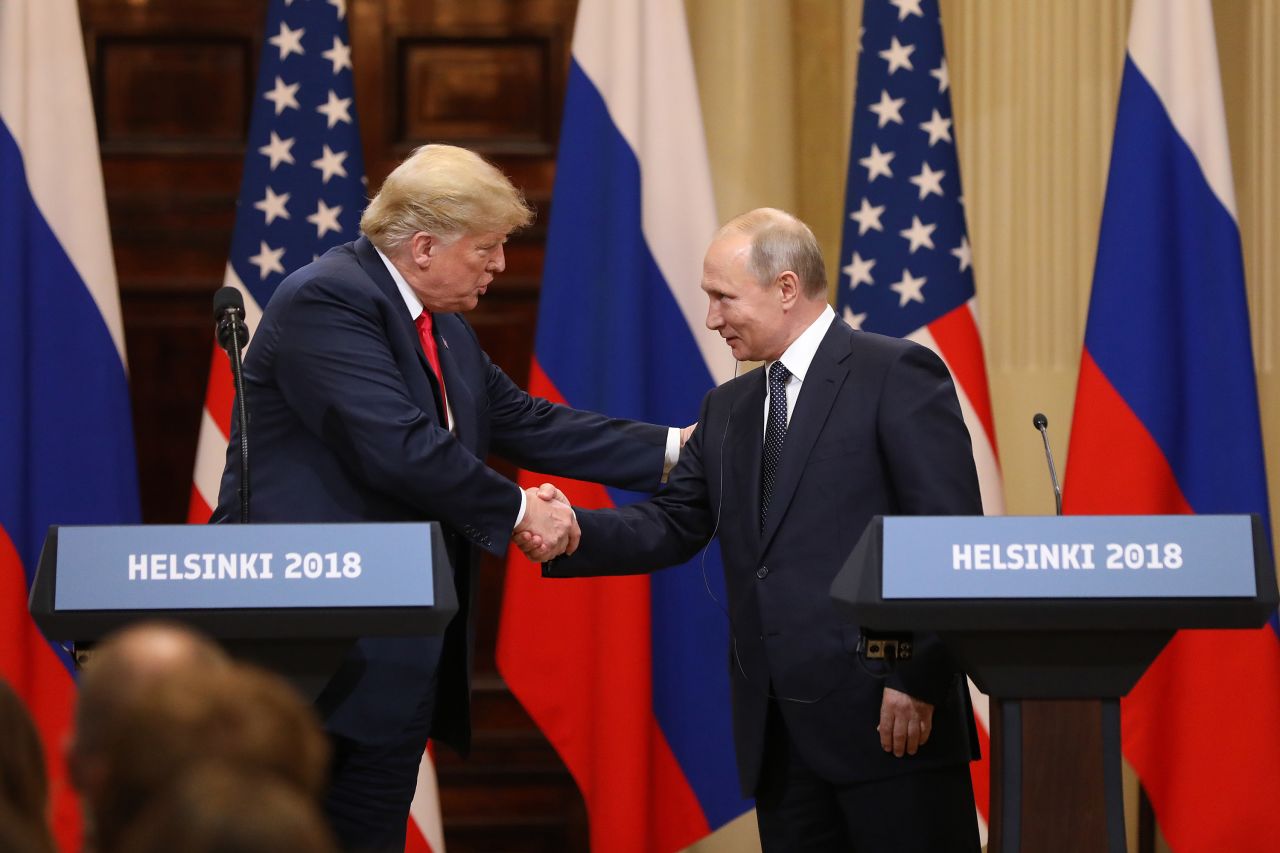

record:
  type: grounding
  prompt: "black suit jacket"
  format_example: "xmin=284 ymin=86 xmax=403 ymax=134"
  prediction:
xmin=547 ymin=318 xmax=982 ymax=795
xmin=212 ymin=236 xmax=668 ymax=753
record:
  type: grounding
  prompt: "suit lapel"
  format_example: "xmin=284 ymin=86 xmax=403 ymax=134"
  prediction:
xmin=434 ymin=317 xmax=476 ymax=450
xmin=760 ymin=322 xmax=852 ymax=552
xmin=354 ymin=237 xmax=451 ymax=427
xmin=726 ymin=368 xmax=766 ymax=552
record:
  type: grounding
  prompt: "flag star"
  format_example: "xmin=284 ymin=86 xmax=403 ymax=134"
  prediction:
xmin=311 ymin=145 xmax=349 ymax=183
xmin=931 ymin=59 xmax=950 ymax=93
xmin=899 ymin=216 xmax=937 ymax=253
xmin=263 ymin=76 xmax=300 ymax=115
xmin=919 ymin=109 xmax=953 ymax=146
xmin=868 ymin=90 xmax=906 ymax=128
xmin=848 ymin=198 xmax=886 ymax=235
xmin=328 ymin=0 xmax=347 ymax=19
xmin=952 ymin=236 xmax=973 ymax=272
xmin=889 ymin=0 xmax=925 ymax=21
xmin=879 ymin=37 xmax=915 ymax=74
xmin=258 ymin=131 xmax=295 ymax=170
xmin=858 ymin=144 xmax=895 ymax=182
xmin=842 ymin=306 xmax=868 ymax=331
xmin=306 ymin=199 xmax=344 ymax=238
xmin=322 ymin=35 xmax=353 ymax=74
xmin=890 ymin=269 xmax=927 ymax=306
xmin=253 ymin=186 xmax=291 ymax=225
xmin=248 ymin=241 xmax=286 ymax=280
xmin=268 ymin=21 xmax=305 ymax=61
xmin=317 ymin=90 xmax=353 ymax=128
xmin=842 ymin=252 xmax=876 ymax=289
xmin=909 ymin=161 xmax=947 ymax=200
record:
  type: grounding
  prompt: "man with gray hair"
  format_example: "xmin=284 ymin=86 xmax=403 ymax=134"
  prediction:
xmin=533 ymin=208 xmax=983 ymax=850
xmin=212 ymin=144 xmax=686 ymax=849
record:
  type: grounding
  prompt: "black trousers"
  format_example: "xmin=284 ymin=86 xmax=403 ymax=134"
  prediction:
xmin=321 ymin=678 xmax=438 ymax=853
xmin=755 ymin=701 xmax=981 ymax=853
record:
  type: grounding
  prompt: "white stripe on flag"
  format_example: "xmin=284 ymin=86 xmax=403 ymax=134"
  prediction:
xmin=572 ymin=0 xmax=734 ymax=384
xmin=193 ymin=408 xmax=230 ymax=515
xmin=408 ymin=750 xmax=446 ymax=853
xmin=0 ymin=1 xmax=127 ymax=368
xmin=1126 ymin=0 xmax=1236 ymax=219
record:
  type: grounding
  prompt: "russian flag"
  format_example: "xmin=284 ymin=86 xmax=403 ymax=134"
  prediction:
xmin=495 ymin=0 xmax=752 ymax=849
xmin=1063 ymin=1 xmax=1280 ymax=849
xmin=0 ymin=2 xmax=141 ymax=850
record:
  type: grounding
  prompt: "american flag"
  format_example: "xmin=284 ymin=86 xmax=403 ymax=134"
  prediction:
xmin=186 ymin=1 xmax=445 ymax=850
xmin=836 ymin=0 xmax=1004 ymax=842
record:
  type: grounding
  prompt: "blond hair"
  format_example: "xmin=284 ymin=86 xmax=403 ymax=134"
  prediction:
xmin=360 ymin=144 xmax=534 ymax=252
xmin=718 ymin=207 xmax=827 ymax=298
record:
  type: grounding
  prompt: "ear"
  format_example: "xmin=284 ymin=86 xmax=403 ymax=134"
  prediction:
xmin=409 ymin=232 xmax=437 ymax=270
xmin=776 ymin=270 xmax=801 ymax=310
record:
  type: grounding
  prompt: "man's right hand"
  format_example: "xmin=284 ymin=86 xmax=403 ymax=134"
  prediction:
xmin=512 ymin=483 xmax=579 ymax=561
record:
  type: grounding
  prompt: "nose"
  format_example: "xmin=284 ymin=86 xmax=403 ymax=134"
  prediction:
xmin=489 ymin=244 xmax=506 ymax=274
xmin=706 ymin=300 xmax=722 ymax=331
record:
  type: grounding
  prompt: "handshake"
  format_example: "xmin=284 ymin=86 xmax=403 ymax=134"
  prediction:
xmin=512 ymin=483 xmax=577 ymax=562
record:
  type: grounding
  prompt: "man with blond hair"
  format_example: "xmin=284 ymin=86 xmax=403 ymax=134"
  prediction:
xmin=212 ymin=144 xmax=684 ymax=849
xmin=535 ymin=208 xmax=983 ymax=851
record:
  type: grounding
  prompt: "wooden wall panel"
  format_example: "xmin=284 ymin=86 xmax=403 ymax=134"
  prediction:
xmin=83 ymin=0 xmax=586 ymax=849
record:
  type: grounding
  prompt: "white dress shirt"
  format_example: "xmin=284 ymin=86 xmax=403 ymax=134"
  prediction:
xmin=762 ymin=304 xmax=837 ymax=432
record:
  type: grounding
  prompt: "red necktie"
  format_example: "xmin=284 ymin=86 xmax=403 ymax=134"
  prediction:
xmin=414 ymin=311 xmax=449 ymax=417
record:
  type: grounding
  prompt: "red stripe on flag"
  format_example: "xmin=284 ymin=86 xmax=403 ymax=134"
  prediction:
xmin=1063 ymin=351 xmax=1192 ymax=516
xmin=203 ymin=343 xmax=236 ymax=439
xmin=187 ymin=484 xmax=213 ymax=526
xmin=928 ymin=305 xmax=998 ymax=455
xmin=497 ymin=361 xmax=710 ymax=853
xmin=969 ymin=710 xmax=990 ymax=824
xmin=404 ymin=819 xmax=433 ymax=853
xmin=0 ymin=529 xmax=82 ymax=852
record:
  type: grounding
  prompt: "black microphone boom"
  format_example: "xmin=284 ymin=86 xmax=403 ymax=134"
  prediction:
xmin=1032 ymin=412 xmax=1063 ymax=516
xmin=212 ymin=286 xmax=252 ymax=523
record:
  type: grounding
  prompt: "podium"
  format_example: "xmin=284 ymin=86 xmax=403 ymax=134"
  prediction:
xmin=831 ymin=514 xmax=1276 ymax=853
xmin=28 ymin=522 xmax=458 ymax=699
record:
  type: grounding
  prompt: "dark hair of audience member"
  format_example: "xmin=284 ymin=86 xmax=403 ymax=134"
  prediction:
xmin=92 ymin=662 xmax=330 ymax=852
xmin=114 ymin=762 xmax=338 ymax=853
xmin=0 ymin=678 xmax=55 ymax=853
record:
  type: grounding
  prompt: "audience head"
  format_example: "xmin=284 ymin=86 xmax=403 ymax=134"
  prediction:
xmin=0 ymin=679 xmax=54 ymax=853
xmin=114 ymin=763 xmax=338 ymax=853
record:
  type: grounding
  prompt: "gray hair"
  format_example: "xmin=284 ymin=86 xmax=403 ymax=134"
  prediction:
xmin=717 ymin=207 xmax=827 ymax=298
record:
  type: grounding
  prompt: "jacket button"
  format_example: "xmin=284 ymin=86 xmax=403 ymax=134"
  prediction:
xmin=756 ymin=565 xmax=769 ymax=579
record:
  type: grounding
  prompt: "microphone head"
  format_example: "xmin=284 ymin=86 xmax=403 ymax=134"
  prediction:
xmin=213 ymin=286 xmax=245 ymax=319
xmin=1032 ymin=412 xmax=1049 ymax=430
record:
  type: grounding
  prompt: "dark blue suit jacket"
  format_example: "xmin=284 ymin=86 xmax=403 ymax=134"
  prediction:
xmin=213 ymin=236 xmax=667 ymax=752
xmin=547 ymin=318 xmax=982 ymax=796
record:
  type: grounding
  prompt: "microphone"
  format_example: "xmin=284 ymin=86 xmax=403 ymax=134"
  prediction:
xmin=1032 ymin=412 xmax=1063 ymax=516
xmin=213 ymin=286 xmax=248 ymax=354
xmin=212 ymin=287 xmax=252 ymax=523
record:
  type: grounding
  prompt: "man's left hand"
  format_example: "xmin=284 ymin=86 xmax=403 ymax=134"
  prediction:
xmin=877 ymin=686 xmax=934 ymax=757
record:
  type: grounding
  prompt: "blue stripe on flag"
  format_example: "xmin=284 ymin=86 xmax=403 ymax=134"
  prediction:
xmin=536 ymin=59 xmax=751 ymax=826
xmin=0 ymin=120 xmax=140 ymax=582
xmin=1083 ymin=58 xmax=1270 ymax=532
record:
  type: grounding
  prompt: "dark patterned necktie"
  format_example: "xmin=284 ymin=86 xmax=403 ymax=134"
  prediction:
xmin=760 ymin=360 xmax=791 ymax=530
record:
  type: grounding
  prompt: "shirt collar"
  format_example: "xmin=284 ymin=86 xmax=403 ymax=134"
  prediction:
xmin=375 ymin=246 xmax=424 ymax=321
xmin=767 ymin=304 xmax=836 ymax=382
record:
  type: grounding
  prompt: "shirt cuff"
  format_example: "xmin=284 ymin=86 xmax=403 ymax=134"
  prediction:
xmin=662 ymin=426 xmax=681 ymax=484
xmin=513 ymin=487 xmax=527 ymax=530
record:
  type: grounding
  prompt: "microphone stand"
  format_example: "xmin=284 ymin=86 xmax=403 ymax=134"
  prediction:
xmin=217 ymin=308 xmax=251 ymax=524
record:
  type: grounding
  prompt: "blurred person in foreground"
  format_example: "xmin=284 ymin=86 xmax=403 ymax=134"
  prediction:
xmin=211 ymin=143 xmax=687 ymax=850
xmin=526 ymin=209 xmax=983 ymax=852
xmin=115 ymin=763 xmax=337 ymax=853
xmin=0 ymin=678 xmax=55 ymax=853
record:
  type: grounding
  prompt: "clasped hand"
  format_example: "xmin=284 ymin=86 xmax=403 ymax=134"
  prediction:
xmin=512 ymin=483 xmax=578 ymax=562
